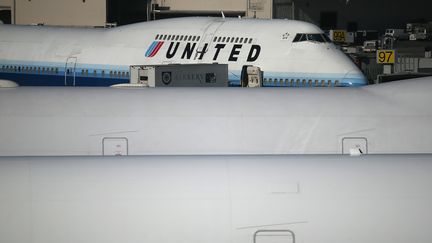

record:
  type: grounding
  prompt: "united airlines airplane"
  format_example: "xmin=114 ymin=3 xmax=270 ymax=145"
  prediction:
xmin=0 ymin=17 xmax=367 ymax=86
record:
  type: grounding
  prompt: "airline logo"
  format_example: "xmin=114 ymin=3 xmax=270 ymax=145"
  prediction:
xmin=145 ymin=40 xmax=261 ymax=62
xmin=145 ymin=41 xmax=165 ymax=57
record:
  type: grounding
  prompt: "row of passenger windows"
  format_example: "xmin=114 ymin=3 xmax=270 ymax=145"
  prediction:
xmin=1 ymin=65 xmax=59 ymax=73
xmin=263 ymin=78 xmax=340 ymax=87
xmin=79 ymin=69 xmax=129 ymax=77
xmin=154 ymin=34 xmax=254 ymax=44
xmin=155 ymin=34 xmax=201 ymax=42
xmin=1 ymin=65 xmax=129 ymax=78
xmin=293 ymin=33 xmax=332 ymax=43
xmin=213 ymin=36 xmax=253 ymax=44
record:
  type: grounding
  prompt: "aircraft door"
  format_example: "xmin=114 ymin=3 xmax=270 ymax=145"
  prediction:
xmin=65 ymin=57 xmax=77 ymax=86
xmin=195 ymin=20 xmax=224 ymax=61
xmin=241 ymin=65 xmax=263 ymax=87
xmin=254 ymin=230 xmax=296 ymax=243
xmin=342 ymin=137 xmax=368 ymax=155
xmin=102 ymin=137 xmax=129 ymax=156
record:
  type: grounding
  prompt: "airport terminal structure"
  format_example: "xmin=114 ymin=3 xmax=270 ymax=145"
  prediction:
xmin=0 ymin=0 xmax=431 ymax=29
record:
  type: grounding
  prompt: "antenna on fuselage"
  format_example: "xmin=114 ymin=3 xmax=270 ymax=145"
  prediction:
xmin=221 ymin=11 xmax=225 ymax=19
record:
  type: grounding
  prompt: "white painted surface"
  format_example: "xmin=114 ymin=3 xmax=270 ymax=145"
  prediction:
xmin=0 ymin=154 xmax=431 ymax=243
xmin=0 ymin=78 xmax=431 ymax=156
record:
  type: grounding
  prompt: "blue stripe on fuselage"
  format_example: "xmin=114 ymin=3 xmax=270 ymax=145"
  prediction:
xmin=1 ymin=60 xmax=367 ymax=87
xmin=0 ymin=72 xmax=128 ymax=86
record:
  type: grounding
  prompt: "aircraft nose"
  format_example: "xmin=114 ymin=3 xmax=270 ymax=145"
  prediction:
xmin=342 ymin=69 xmax=368 ymax=86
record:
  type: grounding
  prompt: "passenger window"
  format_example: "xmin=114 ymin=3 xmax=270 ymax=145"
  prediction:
xmin=222 ymin=37 xmax=226 ymax=42
xmin=227 ymin=37 xmax=231 ymax=42
xmin=248 ymin=38 xmax=253 ymax=44
xmin=196 ymin=36 xmax=200 ymax=41
xmin=213 ymin=37 xmax=217 ymax=42
xmin=244 ymin=38 xmax=248 ymax=43
xmin=180 ymin=35 xmax=184 ymax=41
xmin=175 ymin=35 xmax=179 ymax=41
xmin=155 ymin=34 xmax=159 ymax=40
xmin=240 ymin=38 xmax=244 ymax=43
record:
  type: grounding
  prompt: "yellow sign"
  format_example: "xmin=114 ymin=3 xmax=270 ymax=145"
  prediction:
xmin=332 ymin=30 xmax=347 ymax=42
xmin=377 ymin=50 xmax=396 ymax=64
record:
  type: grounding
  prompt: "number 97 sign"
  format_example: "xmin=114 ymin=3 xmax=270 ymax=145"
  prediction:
xmin=377 ymin=50 xmax=396 ymax=64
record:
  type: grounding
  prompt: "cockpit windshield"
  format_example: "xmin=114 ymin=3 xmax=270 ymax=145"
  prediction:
xmin=293 ymin=33 xmax=331 ymax=43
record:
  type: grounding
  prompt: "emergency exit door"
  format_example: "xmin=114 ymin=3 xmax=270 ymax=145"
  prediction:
xmin=254 ymin=230 xmax=296 ymax=243
xmin=342 ymin=137 xmax=368 ymax=155
xmin=103 ymin=137 xmax=129 ymax=156
xmin=195 ymin=20 xmax=224 ymax=60
xmin=65 ymin=57 xmax=77 ymax=86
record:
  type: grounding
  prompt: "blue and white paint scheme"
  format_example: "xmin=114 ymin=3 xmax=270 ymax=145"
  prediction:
xmin=0 ymin=17 xmax=367 ymax=87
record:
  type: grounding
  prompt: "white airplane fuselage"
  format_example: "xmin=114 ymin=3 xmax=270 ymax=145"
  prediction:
xmin=0 ymin=17 xmax=367 ymax=86
xmin=0 ymin=78 xmax=431 ymax=156
xmin=0 ymin=77 xmax=431 ymax=243
xmin=0 ymin=154 xmax=431 ymax=243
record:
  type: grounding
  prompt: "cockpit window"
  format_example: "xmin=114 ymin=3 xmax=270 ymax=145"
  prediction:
xmin=322 ymin=33 xmax=332 ymax=42
xmin=293 ymin=34 xmax=302 ymax=42
xmin=293 ymin=33 xmax=332 ymax=43
xmin=299 ymin=34 xmax=307 ymax=42
xmin=306 ymin=34 xmax=325 ymax=42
